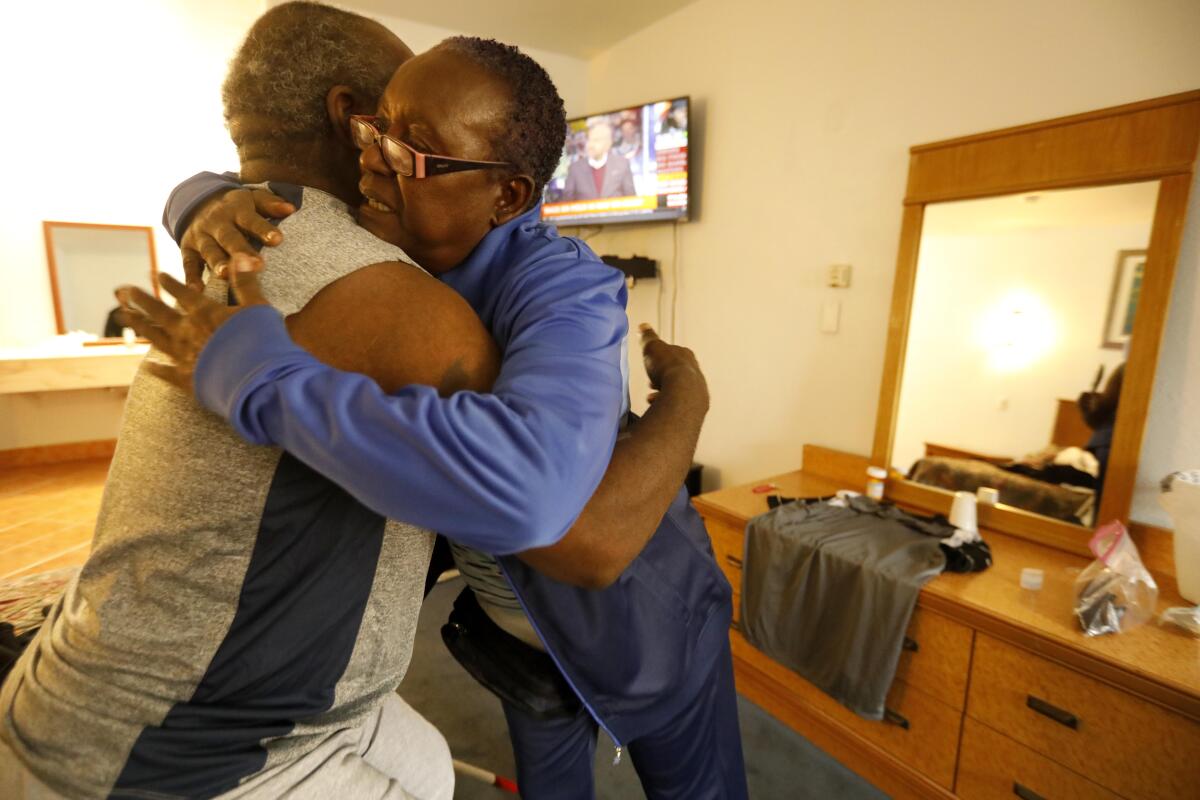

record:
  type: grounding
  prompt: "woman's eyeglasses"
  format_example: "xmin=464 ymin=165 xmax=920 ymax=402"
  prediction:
xmin=349 ymin=115 xmax=512 ymax=179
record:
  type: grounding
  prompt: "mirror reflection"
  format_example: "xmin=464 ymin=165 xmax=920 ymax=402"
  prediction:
xmin=893 ymin=181 xmax=1159 ymax=526
xmin=44 ymin=222 xmax=158 ymax=338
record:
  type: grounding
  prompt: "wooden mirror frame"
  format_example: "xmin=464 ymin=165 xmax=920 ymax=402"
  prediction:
xmin=43 ymin=220 xmax=160 ymax=338
xmin=871 ymin=90 xmax=1200 ymax=552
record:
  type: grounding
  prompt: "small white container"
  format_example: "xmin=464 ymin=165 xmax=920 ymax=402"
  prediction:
xmin=949 ymin=491 xmax=978 ymax=534
xmin=1019 ymin=567 xmax=1045 ymax=609
xmin=866 ymin=466 xmax=888 ymax=501
xmin=1019 ymin=568 xmax=1044 ymax=591
xmin=976 ymin=486 xmax=1000 ymax=506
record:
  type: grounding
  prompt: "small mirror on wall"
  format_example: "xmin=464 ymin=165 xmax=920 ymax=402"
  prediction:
xmin=43 ymin=221 xmax=159 ymax=341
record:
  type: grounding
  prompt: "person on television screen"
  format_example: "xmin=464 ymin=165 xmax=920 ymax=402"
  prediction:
xmin=563 ymin=119 xmax=636 ymax=200
xmin=614 ymin=111 xmax=642 ymax=161
xmin=662 ymin=100 xmax=687 ymax=133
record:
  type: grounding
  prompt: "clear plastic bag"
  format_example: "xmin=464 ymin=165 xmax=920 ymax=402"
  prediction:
xmin=1161 ymin=606 xmax=1200 ymax=636
xmin=1074 ymin=521 xmax=1158 ymax=637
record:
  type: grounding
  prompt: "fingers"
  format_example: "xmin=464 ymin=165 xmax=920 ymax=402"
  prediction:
xmin=227 ymin=254 xmax=269 ymax=306
xmin=182 ymin=249 xmax=207 ymax=291
xmin=158 ymin=274 xmax=209 ymax=313
xmin=116 ymin=285 xmax=180 ymax=328
xmin=250 ymin=188 xmax=296 ymax=221
xmin=118 ymin=310 xmax=173 ymax=353
xmin=638 ymin=323 xmax=662 ymax=348
xmin=142 ymin=359 xmax=193 ymax=392
xmin=195 ymin=233 xmax=232 ymax=273
xmin=209 ymin=223 xmax=258 ymax=267
xmin=235 ymin=207 xmax=283 ymax=247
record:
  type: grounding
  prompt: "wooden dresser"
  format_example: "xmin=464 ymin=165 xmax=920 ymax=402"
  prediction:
xmin=693 ymin=447 xmax=1200 ymax=800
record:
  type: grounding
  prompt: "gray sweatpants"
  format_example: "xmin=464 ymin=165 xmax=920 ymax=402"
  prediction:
xmin=0 ymin=694 xmax=454 ymax=800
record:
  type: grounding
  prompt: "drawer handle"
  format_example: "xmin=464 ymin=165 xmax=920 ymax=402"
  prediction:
xmin=1026 ymin=695 xmax=1078 ymax=730
xmin=902 ymin=636 xmax=919 ymax=653
xmin=882 ymin=708 xmax=910 ymax=730
xmin=725 ymin=554 xmax=743 ymax=569
xmin=1012 ymin=782 xmax=1047 ymax=800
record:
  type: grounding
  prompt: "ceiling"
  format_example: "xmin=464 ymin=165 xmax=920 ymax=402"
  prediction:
xmin=344 ymin=0 xmax=699 ymax=58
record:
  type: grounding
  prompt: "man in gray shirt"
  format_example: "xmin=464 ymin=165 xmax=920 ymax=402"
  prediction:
xmin=0 ymin=5 xmax=488 ymax=798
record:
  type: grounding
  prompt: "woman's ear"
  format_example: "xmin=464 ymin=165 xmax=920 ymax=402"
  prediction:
xmin=325 ymin=85 xmax=363 ymax=145
xmin=492 ymin=175 xmax=537 ymax=226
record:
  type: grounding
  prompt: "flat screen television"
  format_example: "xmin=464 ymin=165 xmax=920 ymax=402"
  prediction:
xmin=541 ymin=96 xmax=689 ymax=226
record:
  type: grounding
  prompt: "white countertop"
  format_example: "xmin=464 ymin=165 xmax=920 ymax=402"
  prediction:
xmin=0 ymin=336 xmax=149 ymax=393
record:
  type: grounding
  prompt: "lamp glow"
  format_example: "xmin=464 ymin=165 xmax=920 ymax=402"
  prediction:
xmin=975 ymin=290 xmax=1057 ymax=372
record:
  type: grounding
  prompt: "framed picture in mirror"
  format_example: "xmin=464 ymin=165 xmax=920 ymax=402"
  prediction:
xmin=1102 ymin=249 xmax=1147 ymax=350
xmin=43 ymin=221 xmax=159 ymax=342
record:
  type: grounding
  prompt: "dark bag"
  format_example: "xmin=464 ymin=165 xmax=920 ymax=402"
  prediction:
xmin=0 ymin=622 xmax=39 ymax=684
xmin=441 ymin=588 xmax=580 ymax=720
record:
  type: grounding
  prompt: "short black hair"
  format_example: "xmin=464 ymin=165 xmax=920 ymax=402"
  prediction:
xmin=436 ymin=36 xmax=566 ymax=206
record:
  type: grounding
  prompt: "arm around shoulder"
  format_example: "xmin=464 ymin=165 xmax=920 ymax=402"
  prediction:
xmin=285 ymin=261 xmax=499 ymax=396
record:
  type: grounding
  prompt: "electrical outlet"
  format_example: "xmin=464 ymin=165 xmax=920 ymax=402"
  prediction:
xmin=828 ymin=264 xmax=852 ymax=289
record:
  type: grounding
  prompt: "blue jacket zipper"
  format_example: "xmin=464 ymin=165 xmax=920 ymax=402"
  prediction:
xmin=498 ymin=562 xmax=625 ymax=765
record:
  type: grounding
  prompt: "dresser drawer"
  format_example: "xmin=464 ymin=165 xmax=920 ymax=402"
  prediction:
xmin=704 ymin=516 xmax=745 ymax=590
xmin=893 ymin=608 xmax=973 ymax=711
xmin=958 ymin=718 xmax=1121 ymax=800
xmin=731 ymin=631 xmax=961 ymax=789
xmin=967 ymin=634 xmax=1200 ymax=800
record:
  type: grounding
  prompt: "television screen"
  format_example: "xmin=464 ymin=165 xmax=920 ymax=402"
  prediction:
xmin=541 ymin=96 xmax=689 ymax=226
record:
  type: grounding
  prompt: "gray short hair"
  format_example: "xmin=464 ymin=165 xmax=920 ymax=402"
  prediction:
xmin=222 ymin=2 xmax=400 ymax=154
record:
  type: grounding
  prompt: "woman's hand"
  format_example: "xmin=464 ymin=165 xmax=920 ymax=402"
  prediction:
xmin=180 ymin=187 xmax=296 ymax=289
xmin=638 ymin=323 xmax=706 ymax=406
xmin=116 ymin=254 xmax=271 ymax=392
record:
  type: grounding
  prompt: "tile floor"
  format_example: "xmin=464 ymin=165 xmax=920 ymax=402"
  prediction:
xmin=0 ymin=459 xmax=107 ymax=579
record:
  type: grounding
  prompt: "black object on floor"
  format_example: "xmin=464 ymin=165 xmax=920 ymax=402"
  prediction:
xmin=400 ymin=578 xmax=886 ymax=799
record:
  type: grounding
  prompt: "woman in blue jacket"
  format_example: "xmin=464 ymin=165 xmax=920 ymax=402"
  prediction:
xmin=129 ymin=33 xmax=745 ymax=800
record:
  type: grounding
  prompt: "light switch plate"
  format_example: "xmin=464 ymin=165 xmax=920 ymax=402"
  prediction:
xmin=821 ymin=301 xmax=841 ymax=333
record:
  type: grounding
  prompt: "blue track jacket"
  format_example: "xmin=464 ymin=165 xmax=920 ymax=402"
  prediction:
xmin=165 ymin=174 xmax=732 ymax=748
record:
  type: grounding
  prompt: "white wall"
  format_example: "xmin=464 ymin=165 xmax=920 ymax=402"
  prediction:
xmin=582 ymin=0 xmax=1200 ymax=521
xmin=0 ymin=0 xmax=264 ymax=449
xmin=0 ymin=0 xmax=258 ymax=346
xmin=892 ymin=221 xmax=1148 ymax=473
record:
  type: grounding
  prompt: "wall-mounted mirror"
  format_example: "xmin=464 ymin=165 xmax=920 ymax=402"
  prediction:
xmin=43 ymin=221 xmax=159 ymax=340
xmin=892 ymin=181 xmax=1158 ymax=528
